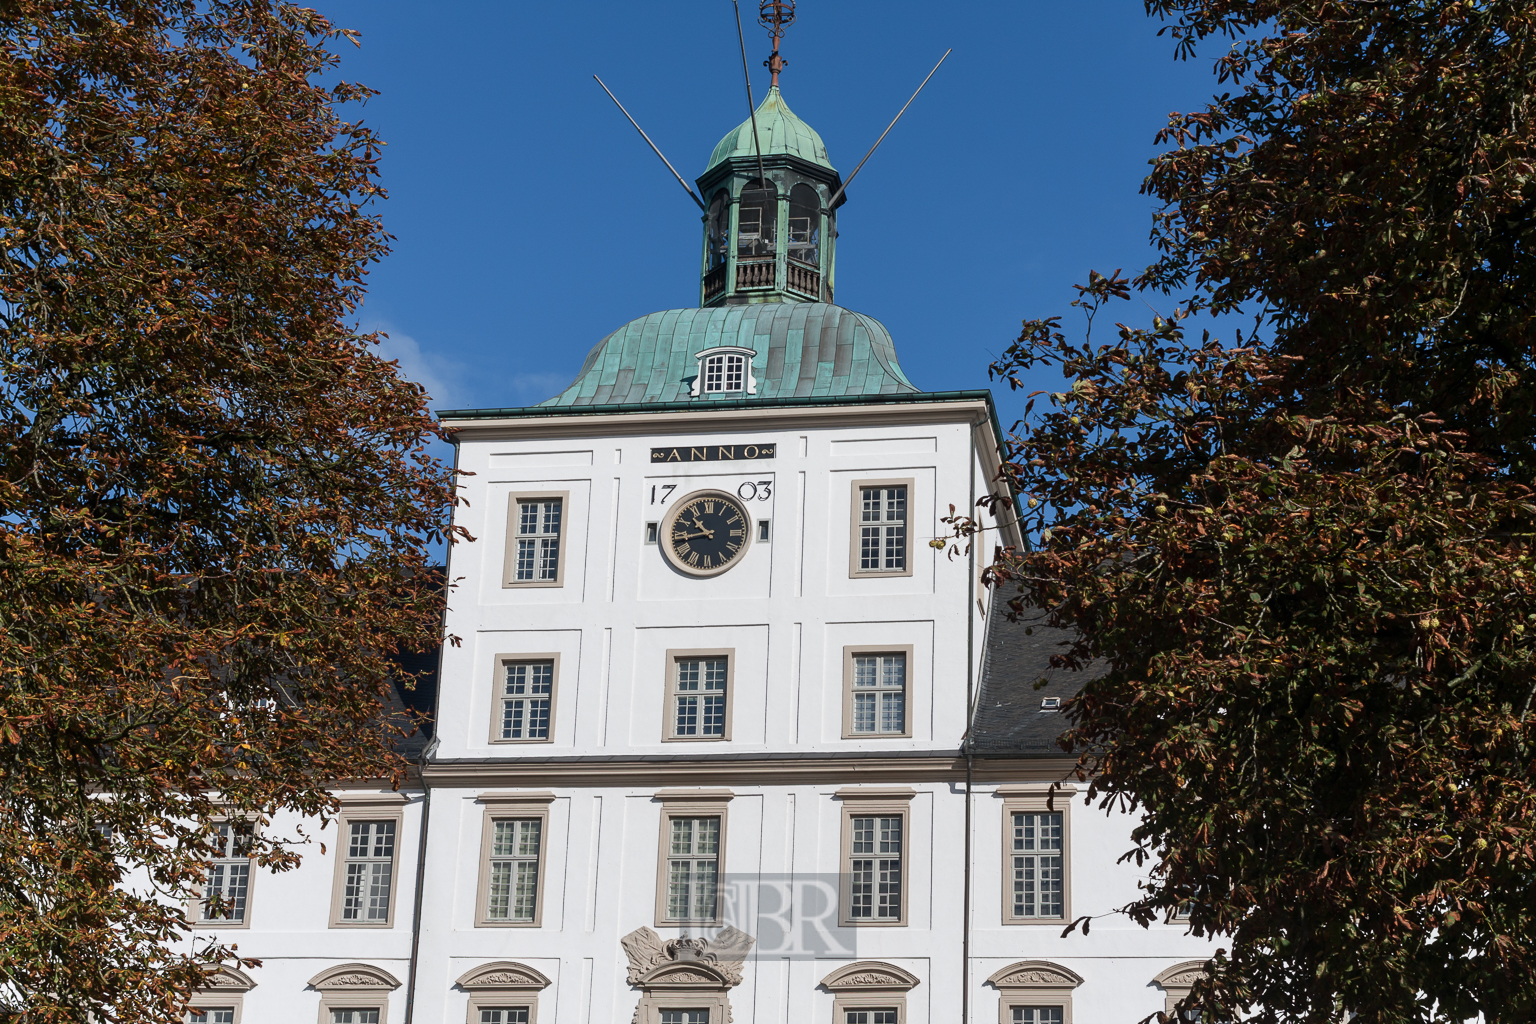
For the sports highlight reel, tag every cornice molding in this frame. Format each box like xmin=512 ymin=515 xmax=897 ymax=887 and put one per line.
xmin=307 ymin=964 xmax=402 ymax=992
xmin=421 ymin=754 xmax=1076 ymax=789
xmin=200 ymin=967 xmax=257 ymax=992
xmin=986 ymin=961 xmax=1084 ymax=990
xmin=443 ymin=399 xmax=992 ymax=443
xmin=819 ymin=961 xmax=921 ymax=992
xmin=1153 ymin=961 xmax=1211 ymax=990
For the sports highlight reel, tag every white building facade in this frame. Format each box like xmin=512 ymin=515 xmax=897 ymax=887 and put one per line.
xmin=178 ymin=80 xmax=1218 ymax=1024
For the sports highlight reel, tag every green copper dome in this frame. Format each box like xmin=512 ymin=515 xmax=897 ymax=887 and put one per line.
xmin=705 ymin=86 xmax=834 ymax=173
xmin=539 ymin=303 xmax=917 ymax=408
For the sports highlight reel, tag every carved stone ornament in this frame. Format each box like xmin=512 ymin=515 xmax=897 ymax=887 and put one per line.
xmin=819 ymin=961 xmax=922 ymax=993
xmin=986 ymin=962 xmax=1084 ymax=991
xmin=455 ymin=962 xmax=554 ymax=992
xmin=199 ymin=967 xmax=257 ymax=992
xmin=1153 ymin=961 xmax=1212 ymax=991
xmin=621 ymin=926 xmax=755 ymax=988
xmin=307 ymin=963 xmax=403 ymax=992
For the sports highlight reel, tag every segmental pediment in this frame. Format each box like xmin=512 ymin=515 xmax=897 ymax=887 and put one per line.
xmin=819 ymin=961 xmax=921 ymax=992
xmin=455 ymin=962 xmax=553 ymax=991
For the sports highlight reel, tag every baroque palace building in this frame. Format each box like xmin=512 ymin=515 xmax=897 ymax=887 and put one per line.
xmin=180 ymin=69 xmax=1218 ymax=1024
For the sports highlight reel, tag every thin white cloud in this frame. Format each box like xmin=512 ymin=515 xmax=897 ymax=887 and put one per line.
xmin=368 ymin=324 xmax=466 ymax=409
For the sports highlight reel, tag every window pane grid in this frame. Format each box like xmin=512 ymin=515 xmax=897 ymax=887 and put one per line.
xmin=851 ymin=653 xmax=906 ymax=734
xmin=480 ymin=1011 xmax=531 ymax=1024
xmin=849 ymin=815 xmax=902 ymax=920
xmin=487 ymin=818 xmax=541 ymax=922
xmin=188 ymin=1010 xmax=235 ymax=1024
xmin=1012 ymin=1008 xmax=1064 ymax=1024
xmin=501 ymin=661 xmax=553 ymax=740
xmin=341 ymin=820 xmax=395 ymax=922
xmin=859 ymin=487 xmax=907 ymax=571
xmin=666 ymin=816 xmax=720 ymax=921
xmin=514 ymin=499 xmax=562 ymax=582
xmin=331 ymin=1012 xmax=380 ymax=1024
xmin=673 ymin=658 xmax=727 ymax=737
xmin=703 ymin=353 xmax=746 ymax=393
xmin=845 ymin=1011 xmax=899 ymax=1024
xmin=661 ymin=1012 xmax=710 ymax=1024
xmin=1011 ymin=811 xmax=1064 ymax=918
xmin=201 ymin=822 xmax=252 ymax=922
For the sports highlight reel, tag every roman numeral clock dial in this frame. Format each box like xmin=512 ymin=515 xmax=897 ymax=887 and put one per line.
xmin=660 ymin=489 xmax=753 ymax=578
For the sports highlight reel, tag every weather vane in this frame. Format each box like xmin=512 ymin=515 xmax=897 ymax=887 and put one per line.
xmin=758 ymin=0 xmax=795 ymax=87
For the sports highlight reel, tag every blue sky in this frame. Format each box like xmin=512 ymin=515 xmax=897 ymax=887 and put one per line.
xmin=320 ymin=1 xmax=1221 ymax=433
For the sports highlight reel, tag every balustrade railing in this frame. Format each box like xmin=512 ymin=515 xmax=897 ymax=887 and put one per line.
xmin=786 ymin=260 xmax=820 ymax=299
xmin=736 ymin=260 xmax=774 ymax=289
xmin=702 ymin=264 xmax=727 ymax=303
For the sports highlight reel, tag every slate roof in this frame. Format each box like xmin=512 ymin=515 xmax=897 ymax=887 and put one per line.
xmin=705 ymin=86 xmax=834 ymax=173
xmin=972 ymin=604 xmax=1100 ymax=758
xmin=537 ymin=302 xmax=919 ymax=409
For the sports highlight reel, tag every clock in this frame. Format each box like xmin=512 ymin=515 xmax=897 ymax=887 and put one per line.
xmin=660 ymin=489 xmax=753 ymax=577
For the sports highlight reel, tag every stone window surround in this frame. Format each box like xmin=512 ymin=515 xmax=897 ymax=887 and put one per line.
xmin=848 ymin=478 xmax=916 ymax=579
xmin=985 ymin=961 xmax=1084 ymax=1024
xmin=454 ymin=961 xmax=552 ymax=1024
xmin=840 ymin=644 xmax=915 ymax=740
xmin=1153 ymin=961 xmax=1212 ymax=1018
xmin=502 ymin=491 xmax=570 ymax=589
xmin=188 ymin=814 xmax=258 ymax=930
xmin=184 ymin=966 xmax=256 ymax=1024
xmin=308 ymin=963 xmax=401 ymax=1024
xmin=662 ymin=649 xmax=736 ymax=743
xmin=487 ymin=653 xmax=561 ymax=746
xmin=653 ymin=788 xmax=734 ymax=929
xmin=473 ymin=792 xmax=556 ymax=928
xmin=819 ymin=960 xmax=921 ymax=1024
xmin=997 ymin=785 xmax=1075 ymax=926
xmin=835 ymin=787 xmax=915 ymax=927
xmin=327 ymin=793 xmax=408 ymax=929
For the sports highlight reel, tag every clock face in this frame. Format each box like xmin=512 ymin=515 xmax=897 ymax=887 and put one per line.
xmin=661 ymin=490 xmax=753 ymax=577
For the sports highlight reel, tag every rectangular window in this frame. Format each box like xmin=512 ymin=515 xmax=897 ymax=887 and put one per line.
xmin=1000 ymin=790 xmax=1073 ymax=925
xmin=503 ymin=491 xmax=569 ymax=588
xmin=702 ymin=353 xmax=745 ymax=393
xmin=850 ymin=479 xmax=914 ymax=577
xmin=199 ymin=821 xmax=252 ymax=923
xmin=330 ymin=1012 xmax=379 ymax=1024
xmin=660 ymin=1011 xmax=710 ymax=1024
xmin=479 ymin=1011 xmax=530 ymax=1024
xmin=1011 ymin=1009 xmax=1064 ymax=1024
xmin=187 ymin=1011 xmax=235 ymax=1024
xmin=499 ymin=660 xmax=553 ymax=741
xmin=1010 ymin=811 xmax=1064 ymax=919
xmin=845 ymin=1012 xmax=899 ymax=1024
xmin=848 ymin=815 xmax=903 ymax=921
xmin=664 ymin=650 xmax=733 ymax=741
xmin=486 ymin=818 xmax=542 ymax=923
xmin=843 ymin=648 xmax=911 ymax=737
xmin=475 ymin=794 xmax=553 ymax=928
xmin=665 ymin=816 xmax=720 ymax=922
xmin=341 ymin=820 xmax=395 ymax=923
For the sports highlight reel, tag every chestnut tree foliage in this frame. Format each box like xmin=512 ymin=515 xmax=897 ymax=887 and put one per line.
xmin=0 ymin=2 xmax=454 ymax=1021
xmin=984 ymin=2 xmax=1536 ymax=1021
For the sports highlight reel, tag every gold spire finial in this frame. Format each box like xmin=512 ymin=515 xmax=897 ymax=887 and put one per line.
xmin=757 ymin=0 xmax=795 ymax=88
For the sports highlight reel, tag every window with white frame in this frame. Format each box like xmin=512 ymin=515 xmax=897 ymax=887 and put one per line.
xmin=702 ymin=353 xmax=745 ymax=393
xmin=664 ymin=816 xmax=721 ymax=922
xmin=486 ymin=818 xmax=542 ymax=923
xmin=847 ymin=650 xmax=908 ymax=736
xmin=1012 ymin=1009 xmax=1064 ymax=1024
xmin=330 ymin=1011 xmax=380 ymax=1024
xmin=853 ymin=482 xmax=911 ymax=575
xmin=1010 ymin=811 xmax=1064 ymax=919
xmin=512 ymin=498 xmax=562 ymax=583
xmin=340 ymin=820 xmax=395 ymax=923
xmin=187 ymin=1011 xmax=235 ymax=1024
xmin=848 ymin=815 xmax=903 ymax=922
xmin=660 ymin=1013 xmax=710 ymax=1024
xmin=667 ymin=652 xmax=731 ymax=740
xmin=478 ymin=1011 xmax=530 ymax=1024
xmin=845 ymin=1012 xmax=898 ymax=1024
xmin=198 ymin=821 xmax=252 ymax=923
xmin=499 ymin=660 xmax=553 ymax=741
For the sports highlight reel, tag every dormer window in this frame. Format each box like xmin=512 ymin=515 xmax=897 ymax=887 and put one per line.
xmin=690 ymin=346 xmax=757 ymax=397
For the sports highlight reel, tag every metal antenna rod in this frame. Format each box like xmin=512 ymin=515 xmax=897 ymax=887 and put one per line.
xmin=592 ymin=75 xmax=705 ymax=211
xmin=732 ymin=0 xmax=769 ymax=188
xmin=826 ymin=48 xmax=952 ymax=210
